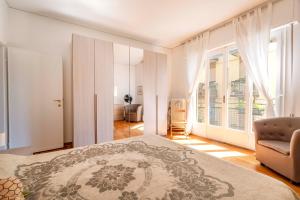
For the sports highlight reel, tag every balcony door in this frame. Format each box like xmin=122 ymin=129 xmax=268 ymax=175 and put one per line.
xmin=199 ymin=47 xmax=251 ymax=147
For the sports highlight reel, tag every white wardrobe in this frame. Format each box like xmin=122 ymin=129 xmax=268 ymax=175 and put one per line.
xmin=73 ymin=35 xmax=114 ymax=147
xmin=73 ymin=34 xmax=168 ymax=147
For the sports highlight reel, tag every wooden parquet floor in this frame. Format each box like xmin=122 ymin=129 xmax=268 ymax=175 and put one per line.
xmin=166 ymin=133 xmax=300 ymax=195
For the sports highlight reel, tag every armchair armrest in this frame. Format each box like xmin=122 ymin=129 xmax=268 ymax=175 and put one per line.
xmin=290 ymin=129 xmax=300 ymax=157
xmin=291 ymin=129 xmax=300 ymax=182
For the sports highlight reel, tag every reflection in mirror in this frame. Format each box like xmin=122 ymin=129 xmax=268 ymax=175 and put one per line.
xmin=113 ymin=44 xmax=144 ymax=140
xmin=129 ymin=47 xmax=144 ymax=137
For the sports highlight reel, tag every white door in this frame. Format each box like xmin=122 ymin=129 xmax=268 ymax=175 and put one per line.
xmin=8 ymin=47 xmax=63 ymax=152
xmin=201 ymin=47 xmax=250 ymax=148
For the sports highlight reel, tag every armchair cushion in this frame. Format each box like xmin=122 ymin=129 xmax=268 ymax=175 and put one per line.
xmin=258 ymin=140 xmax=290 ymax=155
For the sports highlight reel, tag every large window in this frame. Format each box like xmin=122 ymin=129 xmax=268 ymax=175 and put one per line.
xmin=227 ymin=49 xmax=246 ymax=130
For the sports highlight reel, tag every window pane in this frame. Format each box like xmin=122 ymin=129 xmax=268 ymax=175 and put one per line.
xmin=197 ymin=82 xmax=205 ymax=123
xmin=252 ymin=85 xmax=267 ymax=121
xmin=209 ymin=55 xmax=223 ymax=126
xmin=227 ymin=50 xmax=246 ymax=130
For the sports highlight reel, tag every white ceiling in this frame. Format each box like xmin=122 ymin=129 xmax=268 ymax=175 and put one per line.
xmin=6 ymin=0 xmax=267 ymax=48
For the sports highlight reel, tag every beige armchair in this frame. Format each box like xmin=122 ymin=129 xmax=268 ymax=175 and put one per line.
xmin=253 ymin=117 xmax=300 ymax=183
xmin=124 ymin=104 xmax=143 ymax=122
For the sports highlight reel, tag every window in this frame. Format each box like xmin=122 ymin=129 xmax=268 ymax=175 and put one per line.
xmin=197 ymin=83 xmax=205 ymax=123
xmin=196 ymin=63 xmax=206 ymax=123
xmin=252 ymin=84 xmax=267 ymax=121
xmin=227 ymin=49 xmax=246 ymax=130
xmin=208 ymin=55 xmax=223 ymax=126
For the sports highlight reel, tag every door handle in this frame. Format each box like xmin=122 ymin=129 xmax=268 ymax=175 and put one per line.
xmin=94 ymin=94 xmax=97 ymax=143
xmin=53 ymin=99 xmax=62 ymax=107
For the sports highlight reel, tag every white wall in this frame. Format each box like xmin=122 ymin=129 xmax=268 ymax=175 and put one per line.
xmin=0 ymin=0 xmax=8 ymax=44
xmin=293 ymin=23 xmax=300 ymax=116
xmin=114 ymin=63 xmax=131 ymax=104
xmin=170 ymin=45 xmax=188 ymax=98
xmin=7 ymin=8 xmax=169 ymax=143
xmin=114 ymin=63 xmax=144 ymax=105
xmin=0 ymin=0 xmax=8 ymax=148
xmin=135 ymin=62 xmax=144 ymax=104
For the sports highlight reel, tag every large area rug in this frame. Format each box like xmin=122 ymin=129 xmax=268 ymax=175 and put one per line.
xmin=0 ymin=135 xmax=299 ymax=200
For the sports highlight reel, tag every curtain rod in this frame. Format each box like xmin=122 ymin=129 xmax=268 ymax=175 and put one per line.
xmin=177 ymin=0 xmax=282 ymax=47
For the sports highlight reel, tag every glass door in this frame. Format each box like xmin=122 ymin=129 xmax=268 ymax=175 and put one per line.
xmin=208 ymin=54 xmax=225 ymax=127
xmin=204 ymin=47 xmax=249 ymax=147
xmin=227 ymin=49 xmax=247 ymax=131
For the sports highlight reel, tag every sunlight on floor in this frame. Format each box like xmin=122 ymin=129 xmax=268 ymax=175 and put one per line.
xmin=170 ymin=135 xmax=248 ymax=158
xmin=130 ymin=124 xmax=144 ymax=131
xmin=171 ymin=135 xmax=190 ymax=140
xmin=173 ymin=139 xmax=207 ymax=145
xmin=187 ymin=144 xmax=227 ymax=151
xmin=206 ymin=151 xmax=247 ymax=158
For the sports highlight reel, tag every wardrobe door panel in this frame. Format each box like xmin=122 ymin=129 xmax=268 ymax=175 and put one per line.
xmin=143 ymin=51 xmax=157 ymax=135
xmin=156 ymin=53 xmax=168 ymax=135
xmin=0 ymin=46 xmax=6 ymax=149
xmin=95 ymin=39 xmax=114 ymax=143
xmin=73 ymin=34 xmax=95 ymax=147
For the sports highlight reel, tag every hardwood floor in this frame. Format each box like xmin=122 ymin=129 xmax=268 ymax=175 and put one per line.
xmin=166 ymin=133 xmax=300 ymax=195
xmin=114 ymin=120 xmax=144 ymax=140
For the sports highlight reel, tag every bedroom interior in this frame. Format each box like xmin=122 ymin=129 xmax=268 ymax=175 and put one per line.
xmin=0 ymin=0 xmax=300 ymax=199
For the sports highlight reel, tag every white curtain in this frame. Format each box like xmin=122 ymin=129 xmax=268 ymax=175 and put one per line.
xmin=281 ymin=24 xmax=296 ymax=117
xmin=185 ymin=32 xmax=209 ymax=133
xmin=233 ymin=3 xmax=276 ymax=117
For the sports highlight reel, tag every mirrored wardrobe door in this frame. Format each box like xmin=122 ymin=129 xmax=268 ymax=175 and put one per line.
xmin=113 ymin=44 xmax=130 ymax=139
xmin=128 ymin=47 xmax=144 ymax=137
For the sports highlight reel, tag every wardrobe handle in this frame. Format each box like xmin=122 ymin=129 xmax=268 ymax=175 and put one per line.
xmin=156 ymin=95 xmax=158 ymax=135
xmin=94 ymin=94 xmax=97 ymax=144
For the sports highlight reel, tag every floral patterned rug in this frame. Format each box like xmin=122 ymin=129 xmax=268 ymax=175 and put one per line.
xmin=3 ymin=135 xmax=299 ymax=200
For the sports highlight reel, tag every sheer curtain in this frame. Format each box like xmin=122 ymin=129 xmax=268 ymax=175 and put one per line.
xmin=281 ymin=24 xmax=296 ymax=117
xmin=185 ymin=32 xmax=209 ymax=133
xmin=233 ymin=3 xmax=276 ymax=117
